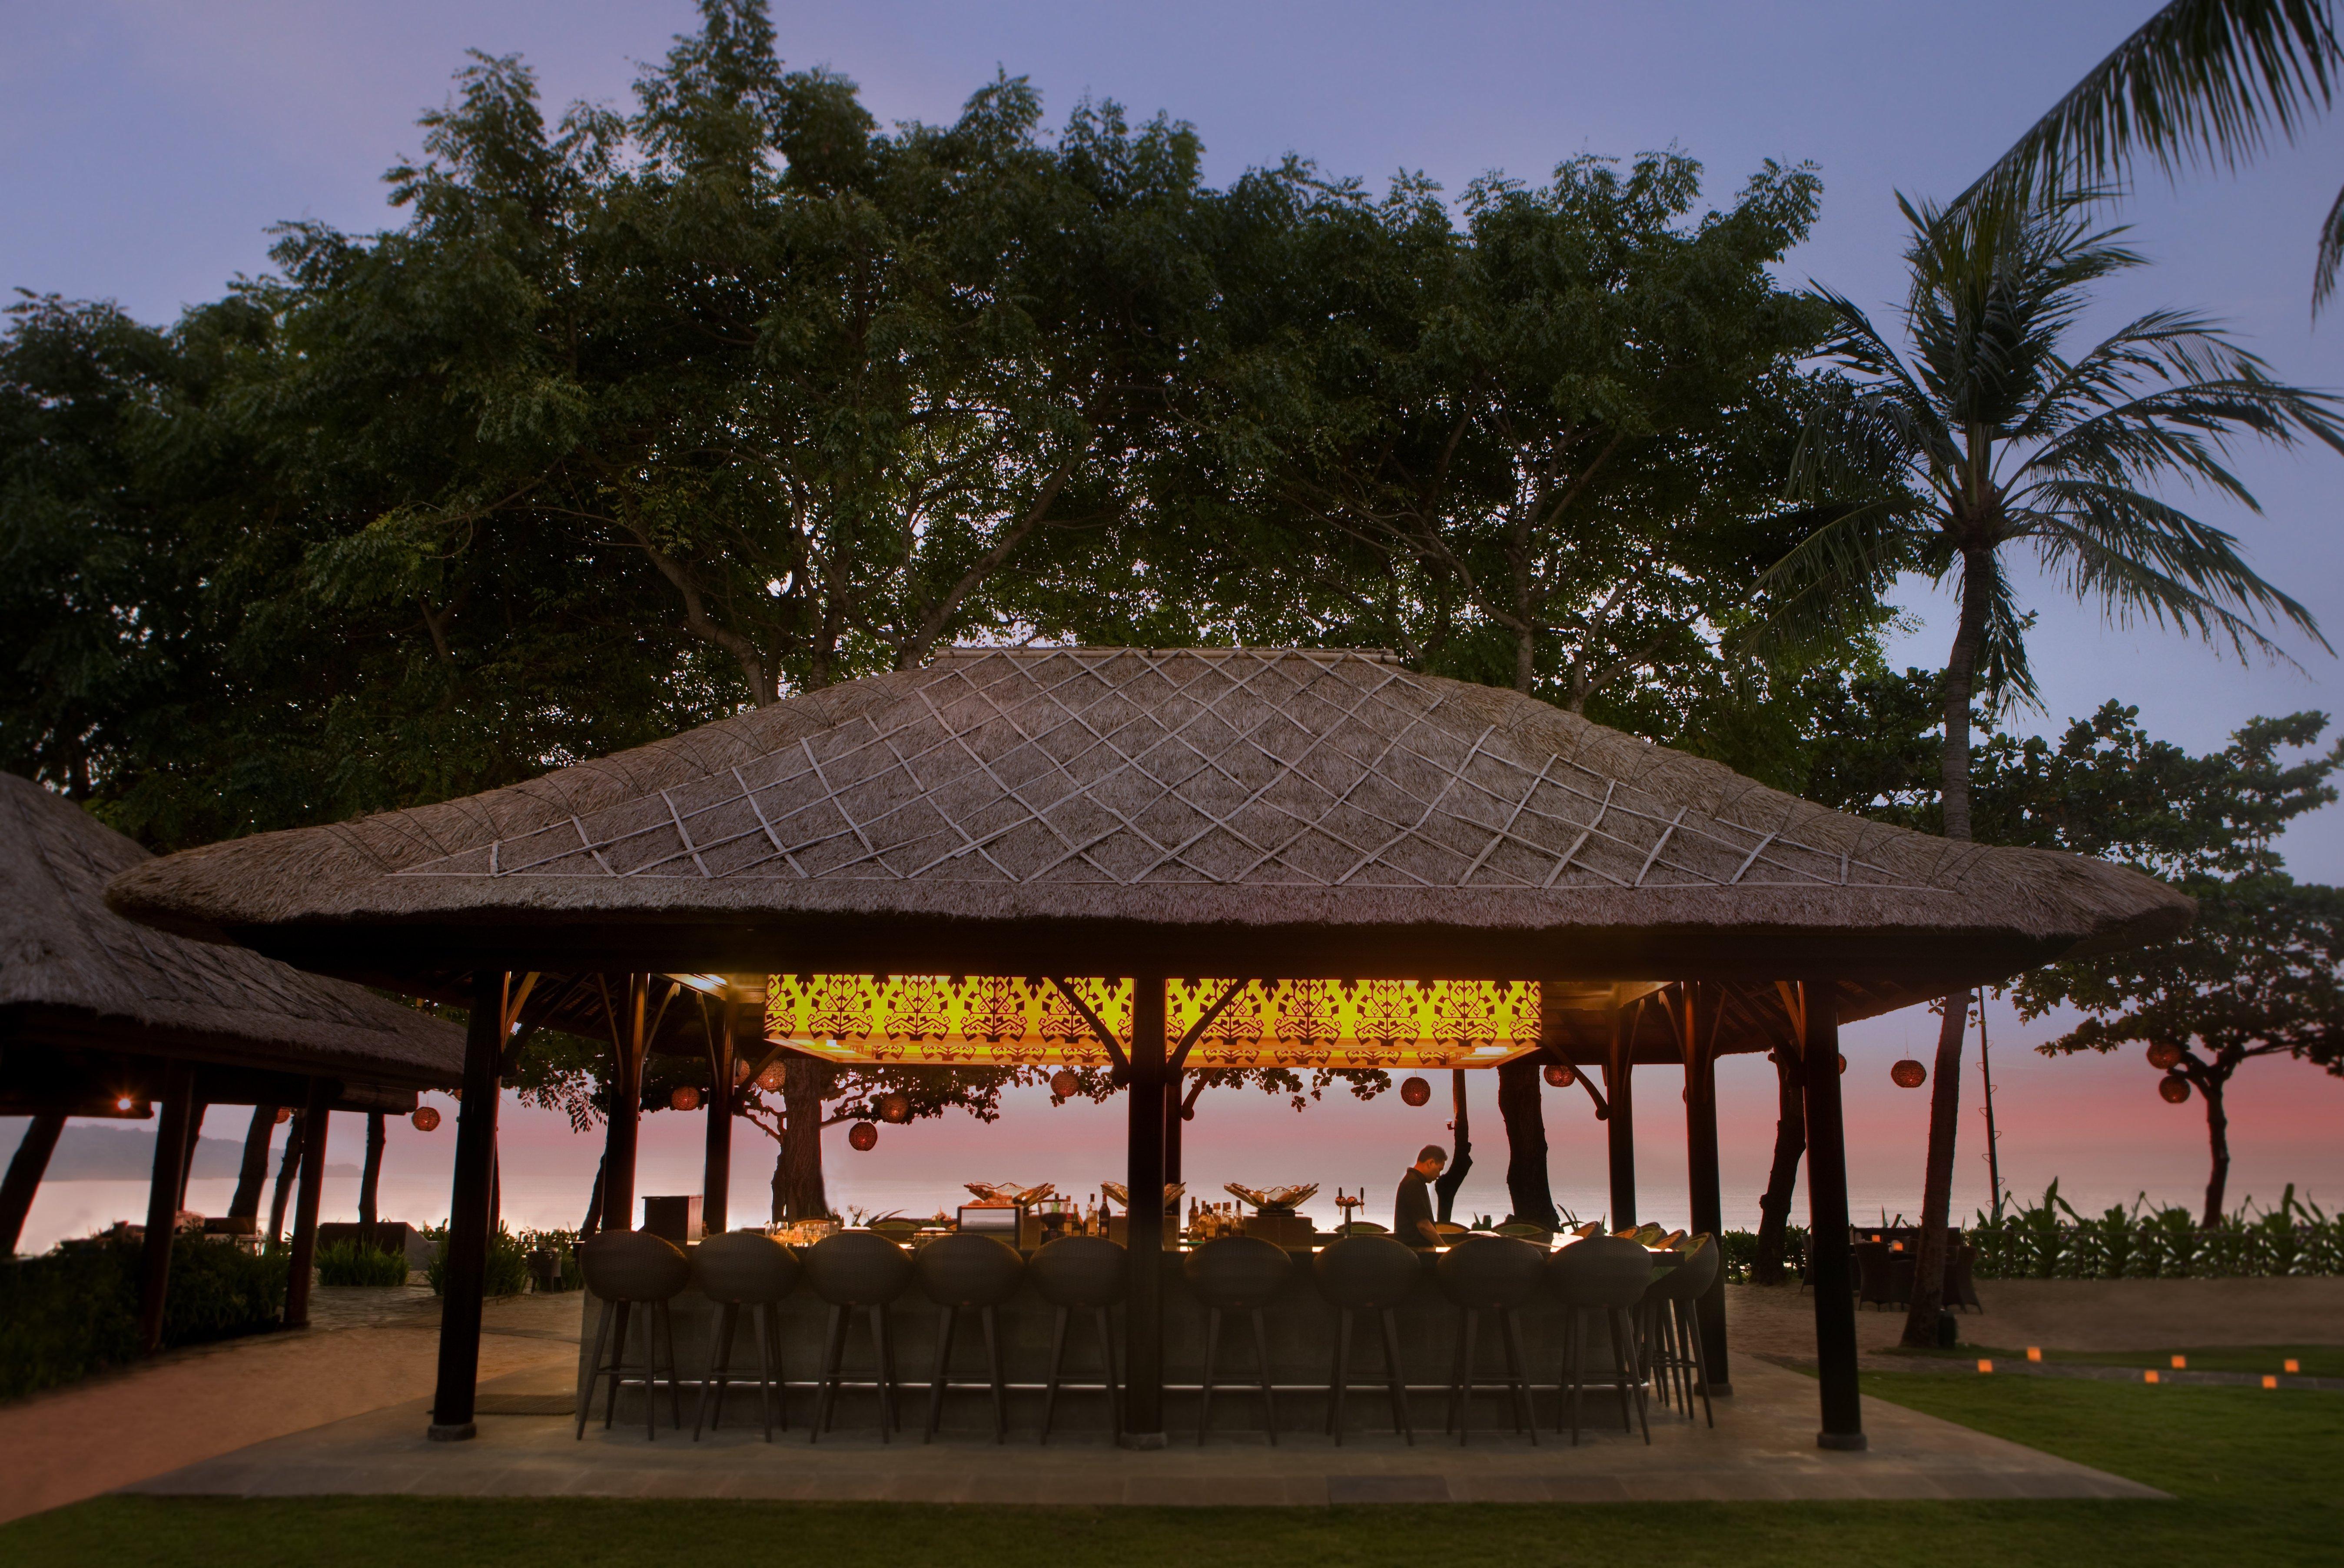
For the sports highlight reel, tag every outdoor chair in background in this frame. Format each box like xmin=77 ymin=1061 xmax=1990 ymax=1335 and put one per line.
xmin=913 ymin=1232 xmax=1026 ymax=1443
xmin=690 ymin=1231 xmax=802 ymax=1441
xmin=1436 ymin=1235 xmax=1544 ymax=1446
xmin=1642 ymin=1236 xmax=1719 ymax=1428
xmin=1312 ymin=1234 xmax=1423 ymax=1446
xmin=1030 ymin=1234 xmax=1125 ymax=1444
xmin=803 ymin=1229 xmax=914 ymax=1443
xmin=1185 ymin=1235 xmax=1293 ymax=1444
xmin=1546 ymin=1235 xmax=1651 ymax=1446
xmin=1853 ymin=1241 xmax=1912 ymax=1309
xmin=577 ymin=1229 xmax=691 ymax=1441
xmin=1943 ymin=1242 xmax=1982 ymax=1311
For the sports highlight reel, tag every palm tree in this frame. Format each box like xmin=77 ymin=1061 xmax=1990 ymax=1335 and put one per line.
xmin=1963 ymin=0 xmax=2344 ymax=309
xmin=1756 ymin=192 xmax=2343 ymax=1347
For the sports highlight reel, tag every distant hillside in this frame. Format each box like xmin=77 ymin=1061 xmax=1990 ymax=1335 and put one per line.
xmin=0 ymin=1118 xmax=360 ymax=1180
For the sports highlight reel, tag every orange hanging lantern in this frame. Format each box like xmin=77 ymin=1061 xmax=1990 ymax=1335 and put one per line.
xmin=411 ymin=1106 xmax=442 ymax=1133
xmin=1543 ymin=1063 xmax=1575 ymax=1088
xmin=1890 ymin=1060 xmax=1927 ymax=1089
xmin=275 ymin=1107 xmax=292 ymax=1124
xmin=847 ymin=1122 xmax=879 ymax=1151
xmin=1399 ymin=1076 xmax=1431 ymax=1107
xmin=735 ymin=1058 xmax=755 ymax=1083
xmin=877 ymin=1091 xmax=913 ymax=1124
xmin=2158 ymin=1076 xmax=2193 ymax=1104
xmin=2146 ymin=1041 xmax=2184 ymax=1070
xmin=756 ymin=1065 xmax=785 ymax=1093
xmin=670 ymin=1086 xmax=701 ymax=1112
xmin=1838 ymin=1055 xmax=1848 ymax=1074
xmin=1049 ymin=1068 xmax=1079 ymax=1100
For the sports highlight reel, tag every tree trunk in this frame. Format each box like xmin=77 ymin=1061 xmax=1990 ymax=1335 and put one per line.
xmin=2200 ymin=1073 xmax=2232 ymax=1227
xmin=581 ymin=1154 xmax=607 ymax=1238
xmin=358 ymin=1112 xmax=386 ymax=1246
xmin=778 ymin=1056 xmax=832 ymax=1221
xmin=0 ymin=1113 xmax=65 ymax=1255
xmin=1495 ymin=1057 xmax=1557 ymax=1228
xmin=175 ymin=1101 xmax=206 ymax=1209
xmin=266 ymin=1111 xmax=304 ymax=1248
xmin=1753 ymin=1051 xmax=1806 ymax=1284
xmin=229 ymin=1107 xmax=276 ymax=1220
xmin=1434 ymin=1068 xmax=1472 ymax=1222
xmin=1513 ymin=625 xmax=1537 ymax=694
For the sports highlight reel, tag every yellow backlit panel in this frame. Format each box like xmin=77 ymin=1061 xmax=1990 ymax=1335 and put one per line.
xmin=763 ymin=976 xmax=1543 ymax=1070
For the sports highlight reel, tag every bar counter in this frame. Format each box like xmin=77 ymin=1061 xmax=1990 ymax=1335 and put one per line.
xmin=576 ymin=1236 xmax=1646 ymax=1438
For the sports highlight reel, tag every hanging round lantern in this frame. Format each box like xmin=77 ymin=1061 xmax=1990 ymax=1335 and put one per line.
xmin=877 ymin=1091 xmax=913 ymax=1124
xmin=670 ymin=1086 xmax=701 ymax=1112
xmin=1049 ymin=1068 xmax=1080 ymax=1100
xmin=1399 ymin=1076 xmax=1432 ymax=1107
xmin=756 ymin=1065 xmax=786 ymax=1093
xmin=1890 ymin=1059 xmax=1928 ymax=1089
xmin=1838 ymin=1054 xmax=1848 ymax=1074
xmin=847 ymin=1121 xmax=879 ymax=1151
xmin=411 ymin=1106 xmax=442 ymax=1133
xmin=274 ymin=1107 xmax=292 ymax=1124
xmin=2146 ymin=1041 xmax=2184 ymax=1071
xmin=735 ymin=1058 xmax=755 ymax=1083
xmin=1543 ymin=1063 xmax=1576 ymax=1089
xmin=2158 ymin=1076 xmax=2193 ymax=1105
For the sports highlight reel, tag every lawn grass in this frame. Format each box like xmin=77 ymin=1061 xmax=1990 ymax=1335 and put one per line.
xmin=6 ymin=1377 xmax=2336 ymax=1567
xmin=1880 ymin=1342 xmax=2343 ymax=1378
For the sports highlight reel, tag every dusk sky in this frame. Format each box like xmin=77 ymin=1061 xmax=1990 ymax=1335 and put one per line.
xmin=4 ymin=2 xmax=2340 ymax=1246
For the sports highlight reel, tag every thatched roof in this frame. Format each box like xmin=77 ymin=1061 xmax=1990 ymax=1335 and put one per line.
xmin=106 ymin=648 xmax=2189 ymax=1013
xmin=2 ymin=774 xmax=464 ymax=1095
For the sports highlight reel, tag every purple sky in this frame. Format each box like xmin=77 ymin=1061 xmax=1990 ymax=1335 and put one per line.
xmin=4 ymin=3 xmax=2340 ymax=1240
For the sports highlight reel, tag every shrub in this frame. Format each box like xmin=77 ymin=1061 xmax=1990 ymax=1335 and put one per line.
xmin=1968 ymin=1182 xmax=2343 ymax=1279
xmin=0 ymin=1234 xmax=287 ymax=1402
xmin=516 ymin=1228 xmax=584 ymax=1291
xmin=422 ymin=1224 xmax=531 ymax=1298
xmin=315 ymin=1241 xmax=411 ymax=1287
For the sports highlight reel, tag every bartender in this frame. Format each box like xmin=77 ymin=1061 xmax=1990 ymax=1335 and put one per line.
xmin=1394 ymin=1144 xmax=1446 ymax=1246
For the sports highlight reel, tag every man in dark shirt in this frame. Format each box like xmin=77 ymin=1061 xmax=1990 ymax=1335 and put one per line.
xmin=1394 ymin=1144 xmax=1447 ymax=1246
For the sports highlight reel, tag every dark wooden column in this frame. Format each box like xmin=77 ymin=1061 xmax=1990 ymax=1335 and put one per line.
xmin=1800 ymin=982 xmax=1865 ymax=1450
xmin=430 ymin=970 xmax=506 ymax=1442
xmin=1 ymin=1111 xmax=66 ymax=1255
xmin=283 ymin=1077 xmax=334 ymax=1329
xmin=602 ymin=974 xmax=646 ymax=1233
xmin=702 ymin=997 xmax=736 ymax=1235
xmin=139 ymin=1064 xmax=199 ymax=1353
xmin=1123 ymin=972 xmax=1169 ymax=1448
xmin=1162 ymin=1067 xmax=1184 ymax=1187
xmin=1604 ymin=1010 xmax=1637 ymax=1230
xmin=1681 ymin=986 xmax=1730 ymax=1394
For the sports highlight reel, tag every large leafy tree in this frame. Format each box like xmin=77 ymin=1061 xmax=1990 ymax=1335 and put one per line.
xmin=1758 ymin=189 xmax=2342 ymax=1344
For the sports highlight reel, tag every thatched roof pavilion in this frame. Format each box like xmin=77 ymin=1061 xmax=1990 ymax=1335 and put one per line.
xmin=1 ymin=773 xmax=466 ymax=1343
xmin=104 ymin=648 xmax=2188 ymax=1448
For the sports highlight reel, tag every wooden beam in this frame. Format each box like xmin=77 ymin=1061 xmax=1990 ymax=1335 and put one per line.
xmin=430 ymin=970 xmax=505 ymax=1442
xmin=139 ymin=1064 xmax=198 ymax=1354
xmin=703 ymin=997 xmax=736 ymax=1235
xmin=602 ymin=974 xmax=646 ymax=1232
xmin=1122 ymin=973 xmax=1168 ymax=1448
xmin=1800 ymin=982 xmax=1865 ymax=1450
xmin=0 ymin=1112 xmax=65 ymax=1255
xmin=282 ymin=1077 xmax=334 ymax=1329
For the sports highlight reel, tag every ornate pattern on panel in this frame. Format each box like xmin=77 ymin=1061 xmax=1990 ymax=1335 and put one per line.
xmin=881 ymin=975 xmax=953 ymax=1041
xmin=962 ymin=975 xmax=1027 ymax=1042
xmin=804 ymin=974 xmax=873 ymax=1040
xmin=1352 ymin=980 xmax=1418 ymax=1048
xmin=1430 ymin=980 xmax=1503 ymax=1046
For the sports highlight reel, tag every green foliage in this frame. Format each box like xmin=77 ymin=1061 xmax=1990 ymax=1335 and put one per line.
xmin=314 ymin=1241 xmax=412 ymax=1287
xmin=0 ymin=1235 xmax=288 ymax=1400
xmin=421 ymin=1224 xmax=532 ymax=1298
xmin=1967 ymin=1180 xmax=2344 ymax=1278
xmin=1717 ymin=1226 xmax=1809 ymax=1283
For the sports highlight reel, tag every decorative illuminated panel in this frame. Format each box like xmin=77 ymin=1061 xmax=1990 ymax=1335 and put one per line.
xmin=763 ymin=975 xmax=1543 ymax=1070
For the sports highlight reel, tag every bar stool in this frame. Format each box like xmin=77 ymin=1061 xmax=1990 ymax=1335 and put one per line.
xmin=1643 ymin=1236 xmax=1718 ymax=1428
xmin=1547 ymin=1234 xmax=1652 ymax=1445
xmin=1435 ymin=1236 xmax=1542 ymax=1445
xmin=803 ymin=1230 xmax=913 ymax=1443
xmin=577 ymin=1230 xmax=691 ymax=1440
xmin=914 ymin=1232 xmax=1026 ymax=1442
xmin=691 ymin=1231 xmax=803 ymax=1441
xmin=1030 ymin=1235 xmax=1124 ymax=1443
xmin=1312 ymin=1234 xmax=1423 ymax=1445
xmin=1185 ymin=1235 xmax=1293 ymax=1444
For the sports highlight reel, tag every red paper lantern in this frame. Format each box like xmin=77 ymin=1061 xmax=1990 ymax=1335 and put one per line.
xmin=670 ymin=1086 xmax=701 ymax=1112
xmin=1399 ymin=1076 xmax=1431 ymax=1107
xmin=1838 ymin=1054 xmax=1848 ymax=1074
xmin=848 ymin=1121 xmax=879 ymax=1151
xmin=2146 ymin=1041 xmax=2184 ymax=1070
xmin=1891 ymin=1060 xmax=1927 ymax=1089
xmin=756 ymin=1065 xmax=786 ymax=1093
xmin=877 ymin=1091 xmax=913 ymax=1124
xmin=1543 ymin=1063 xmax=1576 ymax=1089
xmin=274 ymin=1107 xmax=292 ymax=1124
xmin=2158 ymin=1076 xmax=2193 ymax=1105
xmin=411 ymin=1106 xmax=442 ymax=1133
xmin=1049 ymin=1069 xmax=1079 ymax=1100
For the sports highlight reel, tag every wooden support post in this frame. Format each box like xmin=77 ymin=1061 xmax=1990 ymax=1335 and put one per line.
xmin=430 ymin=970 xmax=506 ymax=1442
xmin=1681 ymin=985 xmax=1730 ymax=1394
xmin=1801 ymin=982 xmax=1865 ymax=1450
xmin=1123 ymin=972 xmax=1168 ymax=1448
xmin=0 ymin=1111 xmax=66 ymax=1255
xmin=283 ymin=1078 xmax=333 ymax=1329
xmin=139 ymin=1065 xmax=198 ymax=1354
xmin=703 ymin=997 xmax=736 ymax=1236
xmin=602 ymin=974 xmax=645 ymax=1233
xmin=1162 ymin=1067 xmax=1184 ymax=1187
xmin=1604 ymin=1010 xmax=1637 ymax=1230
